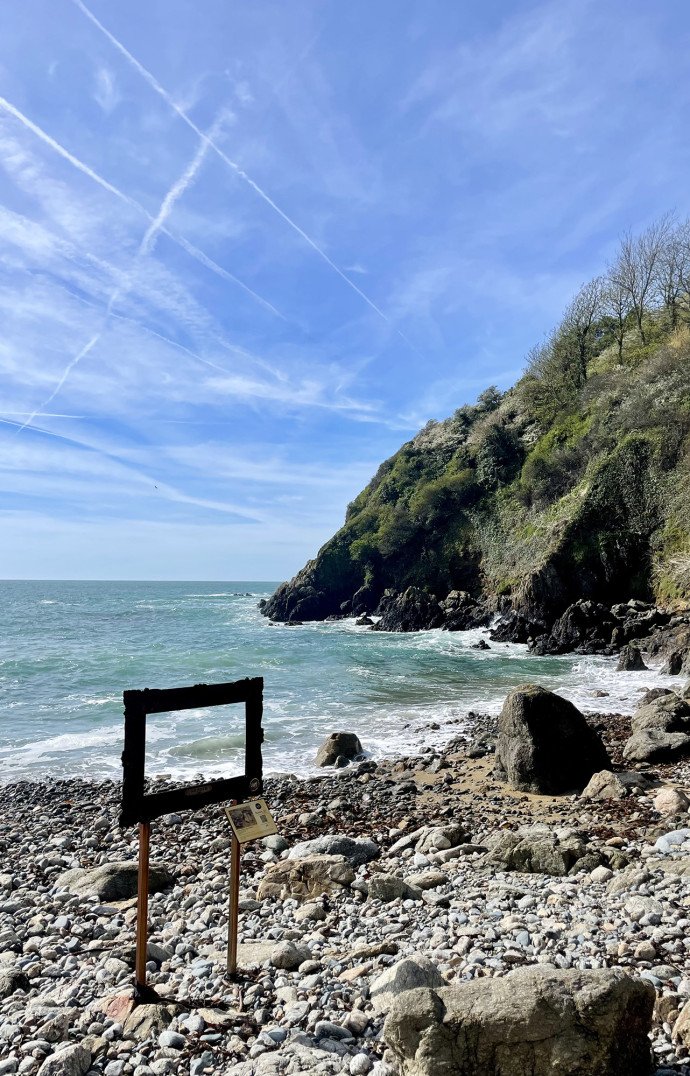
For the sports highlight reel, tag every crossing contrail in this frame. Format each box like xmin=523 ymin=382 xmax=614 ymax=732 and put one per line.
xmin=17 ymin=114 xmax=230 ymax=433
xmin=72 ymin=0 xmax=400 ymax=331
xmin=0 ymin=95 xmax=284 ymax=320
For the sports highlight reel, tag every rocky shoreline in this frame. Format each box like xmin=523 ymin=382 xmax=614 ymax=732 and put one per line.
xmin=4 ymin=679 xmax=690 ymax=1075
xmin=261 ymin=585 xmax=690 ymax=666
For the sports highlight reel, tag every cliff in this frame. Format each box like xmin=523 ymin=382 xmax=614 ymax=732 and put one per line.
xmin=262 ymin=225 xmax=690 ymax=641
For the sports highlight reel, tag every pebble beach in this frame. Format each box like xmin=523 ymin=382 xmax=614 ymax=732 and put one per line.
xmin=3 ymin=698 xmax=690 ymax=1076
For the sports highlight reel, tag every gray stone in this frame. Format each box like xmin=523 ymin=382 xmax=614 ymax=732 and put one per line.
xmin=56 ymin=863 xmax=173 ymax=901
xmin=257 ymin=855 xmax=355 ymax=903
xmin=383 ymin=966 xmax=654 ymax=1076
xmin=367 ymin=874 xmax=422 ymax=903
xmin=484 ymin=824 xmax=596 ymax=876
xmin=37 ymin=1045 xmax=92 ymax=1076
xmin=270 ymin=941 xmax=312 ymax=970
xmin=146 ymin=942 xmax=173 ymax=964
xmin=494 ymin=685 xmax=610 ymax=794
xmin=623 ymin=729 xmax=690 ymax=763
xmin=631 ymin=694 xmax=690 ymax=734
xmin=262 ymin=835 xmax=289 ymax=853
xmin=0 ymin=966 xmax=30 ymax=998
xmin=370 ymin=955 xmax=445 ymax=1014
xmin=189 ymin=1053 xmax=215 ymax=1076
xmin=287 ymin=836 xmax=379 ymax=867
xmin=580 ymin=769 xmax=657 ymax=800
xmin=158 ymin=1030 xmax=185 ymax=1049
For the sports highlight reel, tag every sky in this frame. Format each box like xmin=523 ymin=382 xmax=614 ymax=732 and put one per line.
xmin=1 ymin=0 xmax=689 ymax=580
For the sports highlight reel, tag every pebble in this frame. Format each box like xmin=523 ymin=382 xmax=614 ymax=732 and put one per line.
xmin=3 ymin=739 xmax=690 ymax=1076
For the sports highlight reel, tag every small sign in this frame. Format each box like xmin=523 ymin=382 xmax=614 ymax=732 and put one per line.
xmin=225 ymin=798 xmax=277 ymax=843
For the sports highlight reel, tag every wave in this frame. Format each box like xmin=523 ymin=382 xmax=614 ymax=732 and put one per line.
xmin=168 ymin=734 xmax=248 ymax=760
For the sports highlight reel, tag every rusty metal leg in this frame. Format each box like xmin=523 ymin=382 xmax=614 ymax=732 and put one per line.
xmin=227 ymin=833 xmax=241 ymax=977
xmin=135 ymin=821 xmax=151 ymax=991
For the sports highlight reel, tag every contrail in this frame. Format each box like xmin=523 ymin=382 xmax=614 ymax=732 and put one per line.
xmin=17 ymin=333 xmax=101 ymax=432
xmin=17 ymin=115 xmax=226 ymax=433
xmin=138 ymin=112 xmax=224 ymax=258
xmin=72 ymin=0 xmax=400 ymax=331
xmin=0 ymin=95 xmax=284 ymax=319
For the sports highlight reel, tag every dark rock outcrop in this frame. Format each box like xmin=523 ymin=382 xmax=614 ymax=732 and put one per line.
xmin=617 ymin=644 xmax=648 ymax=671
xmin=372 ymin=587 xmax=445 ymax=632
xmin=494 ymin=685 xmax=611 ymax=794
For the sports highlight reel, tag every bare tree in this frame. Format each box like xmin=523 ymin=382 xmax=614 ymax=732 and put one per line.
xmin=602 ymin=275 xmax=633 ymax=362
xmin=561 ymin=276 xmax=604 ymax=384
xmin=654 ymin=217 xmax=690 ymax=328
xmin=613 ymin=216 xmax=673 ymax=344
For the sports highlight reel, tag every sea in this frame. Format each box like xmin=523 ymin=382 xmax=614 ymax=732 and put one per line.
xmin=0 ymin=580 xmax=677 ymax=786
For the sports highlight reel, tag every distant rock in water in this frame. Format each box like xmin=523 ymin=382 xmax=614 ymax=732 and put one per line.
xmin=315 ymin=731 xmax=363 ymax=767
xmin=494 ymin=684 xmax=611 ymax=794
xmin=617 ymin=644 xmax=647 ymax=671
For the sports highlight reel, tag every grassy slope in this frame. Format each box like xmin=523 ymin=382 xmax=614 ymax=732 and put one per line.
xmin=265 ymin=321 xmax=690 ymax=623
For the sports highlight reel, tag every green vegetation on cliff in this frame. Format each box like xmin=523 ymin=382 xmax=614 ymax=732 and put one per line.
xmin=265 ymin=218 xmax=690 ymax=624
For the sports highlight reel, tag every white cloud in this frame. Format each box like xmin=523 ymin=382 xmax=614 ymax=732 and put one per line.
xmin=93 ymin=67 xmax=120 ymax=113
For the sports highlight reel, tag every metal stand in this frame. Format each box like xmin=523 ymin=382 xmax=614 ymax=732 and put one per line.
xmin=135 ymin=821 xmax=151 ymax=993
xmin=226 ymin=833 xmax=241 ymax=976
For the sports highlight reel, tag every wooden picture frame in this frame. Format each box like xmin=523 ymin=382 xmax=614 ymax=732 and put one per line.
xmin=120 ymin=676 xmax=264 ymax=826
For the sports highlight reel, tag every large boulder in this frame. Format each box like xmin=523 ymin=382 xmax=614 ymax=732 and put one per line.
xmin=623 ymin=729 xmax=690 ymax=763
xmin=370 ymin=955 xmax=445 ymax=1014
xmin=630 ymin=693 xmax=690 ymax=733
xmin=383 ymin=966 xmax=654 ymax=1076
xmin=315 ymin=732 xmax=362 ymax=767
xmin=56 ymin=862 xmax=173 ymax=901
xmin=494 ymin=685 xmax=610 ymax=794
xmin=287 ymin=835 xmax=379 ymax=866
xmin=484 ymin=824 xmax=598 ymax=876
xmin=257 ymin=855 xmax=354 ymax=902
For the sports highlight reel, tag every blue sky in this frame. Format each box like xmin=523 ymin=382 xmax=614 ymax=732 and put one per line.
xmin=1 ymin=0 xmax=689 ymax=579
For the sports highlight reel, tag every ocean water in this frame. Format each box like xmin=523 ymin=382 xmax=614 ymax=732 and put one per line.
xmin=0 ymin=580 xmax=678 ymax=785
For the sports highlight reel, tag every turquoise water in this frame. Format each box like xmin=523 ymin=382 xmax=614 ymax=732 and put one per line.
xmin=0 ymin=580 xmax=675 ymax=783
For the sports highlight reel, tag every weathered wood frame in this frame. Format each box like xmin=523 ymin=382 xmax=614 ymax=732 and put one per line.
xmin=120 ymin=677 xmax=264 ymax=827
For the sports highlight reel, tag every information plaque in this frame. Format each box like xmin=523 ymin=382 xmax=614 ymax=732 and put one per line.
xmin=225 ymin=798 xmax=277 ymax=843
